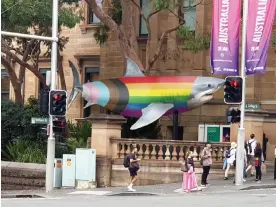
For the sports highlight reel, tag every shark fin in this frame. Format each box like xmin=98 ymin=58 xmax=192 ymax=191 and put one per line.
xmin=67 ymin=60 xmax=82 ymax=109
xmin=130 ymin=103 xmax=174 ymax=130
xmin=123 ymin=56 xmax=145 ymax=77
xmin=84 ymin=101 xmax=95 ymax=109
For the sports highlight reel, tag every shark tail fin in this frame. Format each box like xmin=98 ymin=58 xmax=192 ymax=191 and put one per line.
xmin=67 ymin=60 xmax=83 ymax=109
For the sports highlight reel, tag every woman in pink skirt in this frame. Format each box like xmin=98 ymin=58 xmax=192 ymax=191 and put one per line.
xmin=182 ymin=148 xmax=199 ymax=192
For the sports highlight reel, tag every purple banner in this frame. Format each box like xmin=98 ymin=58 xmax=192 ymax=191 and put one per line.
xmin=210 ymin=0 xmax=241 ymax=75
xmin=245 ymin=0 xmax=276 ymax=75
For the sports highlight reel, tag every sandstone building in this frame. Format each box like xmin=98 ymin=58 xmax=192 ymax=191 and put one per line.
xmin=2 ymin=1 xmax=276 ymax=142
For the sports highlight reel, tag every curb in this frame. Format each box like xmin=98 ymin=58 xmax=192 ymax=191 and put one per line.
xmin=240 ymin=185 xmax=276 ymax=191
xmin=1 ymin=194 xmax=44 ymax=199
xmin=106 ymin=192 xmax=166 ymax=196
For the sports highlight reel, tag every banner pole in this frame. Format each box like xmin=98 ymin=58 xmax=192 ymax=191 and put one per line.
xmin=235 ymin=0 xmax=248 ymax=186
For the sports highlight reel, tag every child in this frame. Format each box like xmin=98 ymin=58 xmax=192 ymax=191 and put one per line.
xmin=182 ymin=150 xmax=199 ymax=192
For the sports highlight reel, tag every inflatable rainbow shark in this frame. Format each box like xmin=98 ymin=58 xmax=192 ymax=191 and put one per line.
xmin=67 ymin=57 xmax=225 ymax=130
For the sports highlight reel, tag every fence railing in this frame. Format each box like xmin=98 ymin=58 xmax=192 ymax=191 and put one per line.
xmin=110 ymin=138 xmax=231 ymax=162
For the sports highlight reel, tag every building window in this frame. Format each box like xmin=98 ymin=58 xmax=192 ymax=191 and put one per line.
xmin=183 ymin=0 xmax=196 ymax=31
xmin=39 ymin=68 xmax=50 ymax=94
xmin=88 ymin=0 xmax=102 ymax=24
xmin=139 ymin=0 xmax=150 ymax=35
xmin=1 ymin=69 xmax=10 ymax=100
xmin=83 ymin=67 xmax=100 ymax=118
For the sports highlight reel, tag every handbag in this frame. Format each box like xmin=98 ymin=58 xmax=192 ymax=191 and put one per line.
xmin=200 ymin=158 xmax=203 ymax=165
xmin=254 ymin=157 xmax=260 ymax=166
xmin=181 ymin=163 xmax=189 ymax=172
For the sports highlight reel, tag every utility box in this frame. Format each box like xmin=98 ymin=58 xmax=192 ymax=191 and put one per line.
xmin=62 ymin=154 xmax=76 ymax=187
xmin=75 ymin=148 xmax=96 ymax=189
xmin=53 ymin=158 xmax=62 ymax=188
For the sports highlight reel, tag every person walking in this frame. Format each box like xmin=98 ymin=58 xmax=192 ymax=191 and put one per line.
xmin=127 ymin=145 xmax=140 ymax=191
xmin=246 ymin=134 xmax=257 ymax=176
xmin=254 ymin=142 xmax=264 ymax=183
xmin=201 ymin=142 xmax=212 ymax=187
xmin=224 ymin=142 xmax=237 ymax=180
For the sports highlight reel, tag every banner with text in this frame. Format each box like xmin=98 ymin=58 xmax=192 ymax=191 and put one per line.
xmin=245 ymin=0 xmax=276 ymax=75
xmin=210 ymin=0 xmax=241 ymax=75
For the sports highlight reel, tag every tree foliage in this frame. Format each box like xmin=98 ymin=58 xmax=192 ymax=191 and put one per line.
xmin=1 ymin=98 xmax=46 ymax=150
xmin=90 ymin=0 xmax=210 ymax=73
xmin=1 ymin=0 xmax=83 ymax=103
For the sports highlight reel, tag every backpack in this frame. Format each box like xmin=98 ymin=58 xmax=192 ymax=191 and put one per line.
xmin=248 ymin=140 xmax=255 ymax=154
xmin=225 ymin=149 xmax=231 ymax=158
xmin=123 ymin=155 xmax=130 ymax=168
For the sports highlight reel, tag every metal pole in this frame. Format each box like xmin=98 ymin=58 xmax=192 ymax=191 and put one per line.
xmin=172 ymin=111 xmax=179 ymax=140
xmin=1 ymin=31 xmax=58 ymax=42
xmin=274 ymin=147 xmax=276 ymax=180
xmin=45 ymin=0 xmax=59 ymax=192
xmin=235 ymin=0 xmax=248 ymax=186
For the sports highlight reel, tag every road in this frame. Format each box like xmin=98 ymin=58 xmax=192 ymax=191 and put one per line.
xmin=2 ymin=188 xmax=276 ymax=207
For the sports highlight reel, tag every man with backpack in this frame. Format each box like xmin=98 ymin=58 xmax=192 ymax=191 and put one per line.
xmin=123 ymin=145 xmax=140 ymax=192
xmin=245 ymin=134 xmax=257 ymax=176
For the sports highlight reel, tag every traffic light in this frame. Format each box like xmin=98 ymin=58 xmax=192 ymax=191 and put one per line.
xmin=53 ymin=118 xmax=66 ymax=134
xmin=39 ymin=88 xmax=49 ymax=115
xmin=230 ymin=108 xmax=241 ymax=123
xmin=49 ymin=90 xmax=67 ymax=116
xmin=224 ymin=76 xmax=243 ymax=104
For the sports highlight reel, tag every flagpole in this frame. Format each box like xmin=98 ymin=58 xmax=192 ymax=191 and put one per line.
xmin=235 ymin=0 xmax=248 ymax=186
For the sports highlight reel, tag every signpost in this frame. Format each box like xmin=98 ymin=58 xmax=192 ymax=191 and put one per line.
xmin=31 ymin=117 xmax=49 ymax=125
xmin=245 ymin=104 xmax=260 ymax=110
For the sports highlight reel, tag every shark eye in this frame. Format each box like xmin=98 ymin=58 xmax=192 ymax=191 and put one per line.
xmin=207 ymin=84 xmax=211 ymax=87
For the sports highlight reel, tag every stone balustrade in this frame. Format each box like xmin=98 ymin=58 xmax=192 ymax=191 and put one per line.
xmin=110 ymin=138 xmax=231 ymax=162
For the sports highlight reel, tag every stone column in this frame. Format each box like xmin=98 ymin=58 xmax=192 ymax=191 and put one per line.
xmin=85 ymin=113 xmax=126 ymax=187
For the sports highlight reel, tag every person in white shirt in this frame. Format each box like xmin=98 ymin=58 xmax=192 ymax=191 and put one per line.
xmin=246 ymin=134 xmax=257 ymax=176
xmin=224 ymin=142 xmax=237 ymax=180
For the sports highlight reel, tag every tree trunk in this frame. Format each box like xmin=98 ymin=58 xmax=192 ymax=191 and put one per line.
xmin=57 ymin=50 xmax=67 ymax=91
xmin=1 ymin=56 xmax=23 ymax=104
xmin=86 ymin=0 xmax=145 ymax=72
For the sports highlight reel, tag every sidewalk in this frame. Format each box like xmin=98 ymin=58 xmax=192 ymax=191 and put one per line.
xmin=2 ymin=174 xmax=276 ymax=198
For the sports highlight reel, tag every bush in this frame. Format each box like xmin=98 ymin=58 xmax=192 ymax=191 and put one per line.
xmin=66 ymin=120 xmax=91 ymax=153
xmin=1 ymin=98 xmax=47 ymax=153
xmin=2 ymin=138 xmax=46 ymax=164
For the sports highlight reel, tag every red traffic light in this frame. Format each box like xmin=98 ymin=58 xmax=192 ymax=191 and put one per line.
xmin=60 ymin=121 xmax=65 ymax=127
xmin=230 ymin=80 xmax=239 ymax=87
xmin=53 ymin=94 xmax=62 ymax=100
xmin=53 ymin=120 xmax=65 ymax=127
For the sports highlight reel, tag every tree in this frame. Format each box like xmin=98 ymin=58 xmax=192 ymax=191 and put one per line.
xmin=86 ymin=0 xmax=210 ymax=74
xmin=1 ymin=0 xmax=83 ymax=104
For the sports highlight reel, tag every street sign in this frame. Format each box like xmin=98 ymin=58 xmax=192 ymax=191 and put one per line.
xmin=31 ymin=117 xmax=49 ymax=125
xmin=245 ymin=104 xmax=260 ymax=110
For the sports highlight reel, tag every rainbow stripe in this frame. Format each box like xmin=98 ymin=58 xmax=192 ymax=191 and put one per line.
xmin=120 ymin=76 xmax=196 ymax=117
xmin=84 ymin=76 xmax=196 ymax=117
